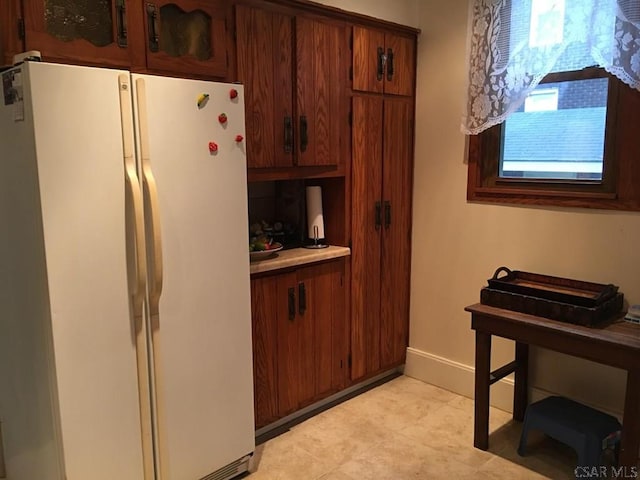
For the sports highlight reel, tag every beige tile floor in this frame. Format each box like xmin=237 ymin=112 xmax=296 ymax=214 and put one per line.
xmin=247 ymin=375 xmax=584 ymax=479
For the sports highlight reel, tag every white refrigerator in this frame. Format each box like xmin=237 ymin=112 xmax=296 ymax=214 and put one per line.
xmin=0 ymin=62 xmax=255 ymax=480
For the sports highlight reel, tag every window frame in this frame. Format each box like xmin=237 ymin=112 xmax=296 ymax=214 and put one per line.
xmin=466 ymin=67 xmax=640 ymax=211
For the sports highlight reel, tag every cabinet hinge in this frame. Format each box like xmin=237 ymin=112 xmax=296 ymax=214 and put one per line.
xmin=17 ymin=18 xmax=25 ymax=41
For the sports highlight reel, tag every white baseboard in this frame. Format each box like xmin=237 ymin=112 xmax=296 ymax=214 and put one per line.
xmin=404 ymin=347 xmax=515 ymax=412
xmin=404 ymin=347 xmax=623 ymax=419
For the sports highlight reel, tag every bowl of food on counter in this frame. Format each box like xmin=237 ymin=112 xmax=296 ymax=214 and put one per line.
xmin=249 ymin=235 xmax=283 ymax=261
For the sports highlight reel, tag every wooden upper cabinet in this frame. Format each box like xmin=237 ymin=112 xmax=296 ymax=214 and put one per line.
xmin=22 ymin=0 xmax=139 ymax=67
xmin=236 ymin=5 xmax=294 ymax=169
xmin=352 ymin=25 xmax=415 ymax=97
xmin=143 ymin=0 xmax=229 ymax=77
xmin=15 ymin=0 xmax=229 ymax=76
xmin=236 ymin=5 xmax=345 ymax=170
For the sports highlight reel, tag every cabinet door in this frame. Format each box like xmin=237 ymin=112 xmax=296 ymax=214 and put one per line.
xmin=384 ymin=33 xmax=415 ymax=96
xmin=352 ymin=26 xmax=415 ymax=97
xmin=352 ymin=25 xmax=384 ymax=94
xmin=236 ymin=5 xmax=294 ymax=168
xmin=274 ymin=271 xmax=298 ymax=417
xmin=296 ymin=260 xmax=346 ymax=407
xmin=350 ymin=95 xmax=383 ymax=381
xmin=295 ymin=17 xmax=342 ymax=167
xmin=143 ymin=0 xmax=229 ymax=78
xmin=380 ymin=98 xmax=413 ymax=368
xmin=250 ymin=275 xmax=280 ymax=429
xmin=23 ymin=0 xmax=137 ymax=66
xmin=1 ymin=1 xmax=22 ymax=66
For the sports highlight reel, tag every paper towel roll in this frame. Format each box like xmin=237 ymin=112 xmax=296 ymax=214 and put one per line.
xmin=306 ymin=186 xmax=325 ymax=240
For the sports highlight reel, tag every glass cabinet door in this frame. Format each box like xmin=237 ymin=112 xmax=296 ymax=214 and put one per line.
xmin=143 ymin=0 xmax=229 ymax=78
xmin=23 ymin=0 xmax=135 ymax=66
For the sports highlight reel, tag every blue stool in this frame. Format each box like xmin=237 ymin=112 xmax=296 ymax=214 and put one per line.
xmin=518 ymin=396 xmax=621 ymax=468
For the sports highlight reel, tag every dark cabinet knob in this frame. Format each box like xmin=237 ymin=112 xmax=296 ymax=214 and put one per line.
xmin=386 ymin=48 xmax=395 ymax=81
xmin=146 ymin=3 xmax=159 ymax=52
xmin=299 ymin=115 xmax=308 ymax=153
xmin=288 ymin=287 xmax=295 ymax=321
xmin=284 ymin=116 xmax=293 ymax=154
xmin=298 ymin=282 xmax=306 ymax=315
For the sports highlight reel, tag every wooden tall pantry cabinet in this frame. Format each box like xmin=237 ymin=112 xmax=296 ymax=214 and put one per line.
xmin=350 ymin=27 xmax=416 ymax=382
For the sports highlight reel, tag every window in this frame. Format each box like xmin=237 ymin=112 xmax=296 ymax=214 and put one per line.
xmin=465 ymin=0 xmax=640 ymax=211
xmin=467 ymin=68 xmax=640 ymax=210
xmin=501 ymin=79 xmax=605 ymax=180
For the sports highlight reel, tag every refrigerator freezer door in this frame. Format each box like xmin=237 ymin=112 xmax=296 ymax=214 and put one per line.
xmin=26 ymin=63 xmax=146 ymax=479
xmin=132 ymin=75 xmax=255 ymax=479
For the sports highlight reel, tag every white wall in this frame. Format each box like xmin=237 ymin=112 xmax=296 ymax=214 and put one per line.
xmin=407 ymin=0 xmax=640 ymax=415
xmin=314 ymin=0 xmax=419 ymax=28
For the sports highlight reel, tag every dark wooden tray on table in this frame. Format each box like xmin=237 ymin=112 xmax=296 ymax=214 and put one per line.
xmin=480 ymin=267 xmax=623 ymax=326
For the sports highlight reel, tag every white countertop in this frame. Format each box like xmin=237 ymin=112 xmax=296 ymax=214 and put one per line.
xmin=249 ymin=245 xmax=351 ymax=275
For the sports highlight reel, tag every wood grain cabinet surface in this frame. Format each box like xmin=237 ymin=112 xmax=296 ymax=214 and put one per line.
xmin=2 ymin=0 xmax=230 ymax=77
xmin=350 ymin=95 xmax=414 ymax=381
xmin=352 ymin=25 xmax=415 ymax=97
xmin=236 ymin=4 xmax=346 ymax=171
xmin=250 ymin=259 xmax=347 ymax=429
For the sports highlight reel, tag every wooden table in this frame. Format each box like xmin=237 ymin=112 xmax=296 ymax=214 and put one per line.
xmin=466 ymin=303 xmax=640 ymax=467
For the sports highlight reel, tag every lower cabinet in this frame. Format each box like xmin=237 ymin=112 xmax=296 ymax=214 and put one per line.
xmin=250 ymin=258 xmax=347 ymax=429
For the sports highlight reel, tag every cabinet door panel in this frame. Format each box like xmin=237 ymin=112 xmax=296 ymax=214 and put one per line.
xmin=384 ymin=34 xmax=415 ymax=96
xmin=236 ymin=6 xmax=293 ymax=168
xmin=296 ymin=17 xmax=342 ymax=167
xmin=329 ymin=259 xmax=347 ymax=391
xmin=352 ymin=25 xmax=384 ymax=94
xmin=351 ymin=96 xmax=383 ymax=380
xmin=250 ymin=276 xmax=280 ymax=429
xmin=1 ymin=1 xmax=21 ymax=66
xmin=297 ymin=261 xmax=344 ymax=405
xmin=23 ymin=0 xmax=135 ymax=66
xmin=144 ymin=0 xmax=228 ymax=78
xmin=380 ymin=98 xmax=413 ymax=368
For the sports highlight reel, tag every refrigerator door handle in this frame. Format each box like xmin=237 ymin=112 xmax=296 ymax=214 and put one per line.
xmin=135 ymin=78 xmax=170 ymax=479
xmin=119 ymin=75 xmax=155 ymax=480
xmin=118 ymin=75 xmax=147 ymax=315
xmin=135 ymin=78 xmax=164 ymax=317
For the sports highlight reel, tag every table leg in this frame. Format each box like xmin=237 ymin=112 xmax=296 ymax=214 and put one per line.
xmin=620 ymin=369 xmax=640 ymax=468
xmin=474 ymin=330 xmax=491 ymax=450
xmin=513 ymin=342 xmax=529 ymax=422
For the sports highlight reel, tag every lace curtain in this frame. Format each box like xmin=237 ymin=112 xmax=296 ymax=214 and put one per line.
xmin=462 ymin=0 xmax=640 ymax=135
